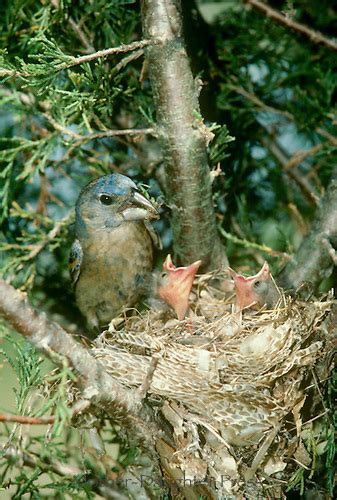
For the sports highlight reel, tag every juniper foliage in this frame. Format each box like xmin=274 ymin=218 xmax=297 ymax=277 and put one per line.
xmin=0 ymin=0 xmax=336 ymax=497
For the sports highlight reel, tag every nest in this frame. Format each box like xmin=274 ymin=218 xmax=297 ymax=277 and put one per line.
xmin=89 ymin=277 xmax=334 ymax=496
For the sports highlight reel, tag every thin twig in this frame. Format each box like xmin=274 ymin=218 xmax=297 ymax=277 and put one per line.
xmin=58 ymin=40 xmax=153 ymax=71
xmin=0 ymin=40 xmax=153 ymax=78
xmin=229 ymin=81 xmax=292 ymax=119
xmin=0 ymin=399 xmax=91 ymax=426
xmin=219 ymin=227 xmax=291 ymax=260
xmin=245 ymin=0 xmax=337 ymax=51
xmin=42 ymin=112 xmax=82 ymax=139
xmin=112 ymin=49 xmax=145 ymax=74
xmin=0 ymin=414 xmax=55 ymax=425
xmin=76 ymin=127 xmax=157 ymax=141
xmin=287 ymin=409 xmax=330 ymax=433
xmin=229 ymin=82 xmax=337 ymax=149
xmin=317 ymin=127 xmax=337 ymax=147
xmin=63 ymin=127 xmax=157 ymax=160
xmin=68 ymin=18 xmax=95 ymax=53
xmin=230 ymin=84 xmax=336 ymax=204
xmin=0 ymin=89 xmax=155 ymax=146
xmin=16 ymin=212 xmax=74 ymax=269
xmin=285 ymin=143 xmax=324 ymax=170
xmin=50 ymin=0 xmax=95 ymax=53
xmin=261 ymin=136 xmax=321 ymax=207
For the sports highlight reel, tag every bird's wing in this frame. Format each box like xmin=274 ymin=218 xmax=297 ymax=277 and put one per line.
xmin=144 ymin=220 xmax=162 ymax=249
xmin=69 ymin=239 xmax=83 ymax=286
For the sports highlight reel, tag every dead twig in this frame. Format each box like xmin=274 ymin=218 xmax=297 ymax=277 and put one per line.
xmin=245 ymin=0 xmax=337 ymax=51
xmin=0 ymin=414 xmax=55 ymax=425
xmin=262 ymin=137 xmax=321 ymax=207
xmin=50 ymin=0 xmax=95 ymax=54
xmin=0 ymin=399 xmax=91 ymax=426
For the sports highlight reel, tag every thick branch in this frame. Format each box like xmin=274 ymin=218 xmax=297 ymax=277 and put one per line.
xmin=278 ymin=179 xmax=337 ymax=289
xmin=245 ymin=0 xmax=337 ymax=52
xmin=141 ymin=0 xmax=227 ymax=270
xmin=0 ymin=280 xmax=157 ymax=453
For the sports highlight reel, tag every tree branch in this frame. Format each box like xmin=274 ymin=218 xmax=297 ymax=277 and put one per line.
xmin=141 ymin=0 xmax=227 ymax=270
xmin=245 ymin=0 xmax=337 ymax=51
xmin=278 ymin=178 xmax=337 ymax=289
xmin=0 ymin=280 xmax=158 ymax=454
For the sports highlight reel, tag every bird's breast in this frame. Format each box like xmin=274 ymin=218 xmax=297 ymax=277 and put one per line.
xmin=75 ymin=221 xmax=153 ymax=325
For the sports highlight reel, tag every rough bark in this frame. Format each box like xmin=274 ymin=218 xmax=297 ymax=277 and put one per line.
xmin=278 ymin=179 xmax=337 ymax=289
xmin=141 ymin=0 xmax=228 ymax=270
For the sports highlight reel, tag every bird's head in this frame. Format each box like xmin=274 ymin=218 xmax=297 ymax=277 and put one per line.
xmin=158 ymin=254 xmax=202 ymax=320
xmin=75 ymin=174 xmax=159 ymax=235
xmin=228 ymin=262 xmax=277 ymax=311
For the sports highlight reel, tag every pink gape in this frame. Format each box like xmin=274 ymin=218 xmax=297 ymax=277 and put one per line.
xmin=228 ymin=261 xmax=279 ymax=311
xmin=158 ymin=254 xmax=202 ymax=320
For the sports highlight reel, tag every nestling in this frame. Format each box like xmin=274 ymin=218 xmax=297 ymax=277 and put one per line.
xmin=69 ymin=173 xmax=159 ymax=329
xmin=228 ymin=261 xmax=280 ymax=311
xmin=157 ymin=254 xmax=202 ymax=320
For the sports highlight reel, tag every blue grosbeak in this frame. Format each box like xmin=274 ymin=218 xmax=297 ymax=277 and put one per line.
xmin=70 ymin=173 xmax=159 ymax=329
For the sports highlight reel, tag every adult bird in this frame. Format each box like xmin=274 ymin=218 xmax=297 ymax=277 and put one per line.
xmin=69 ymin=173 xmax=159 ymax=329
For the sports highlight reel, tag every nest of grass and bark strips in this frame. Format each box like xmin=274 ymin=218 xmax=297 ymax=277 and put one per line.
xmin=61 ymin=271 xmax=335 ymax=498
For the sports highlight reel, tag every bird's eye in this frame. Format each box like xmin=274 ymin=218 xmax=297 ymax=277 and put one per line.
xmin=254 ymin=280 xmax=261 ymax=289
xmin=99 ymin=194 xmax=113 ymax=206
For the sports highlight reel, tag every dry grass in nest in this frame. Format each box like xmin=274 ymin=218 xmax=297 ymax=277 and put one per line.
xmin=88 ymin=274 xmax=335 ymax=497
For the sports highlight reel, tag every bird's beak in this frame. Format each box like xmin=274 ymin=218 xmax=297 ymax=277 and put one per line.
xmin=228 ymin=262 xmax=271 ymax=311
xmin=120 ymin=191 xmax=159 ymax=221
xmin=158 ymin=255 xmax=202 ymax=320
